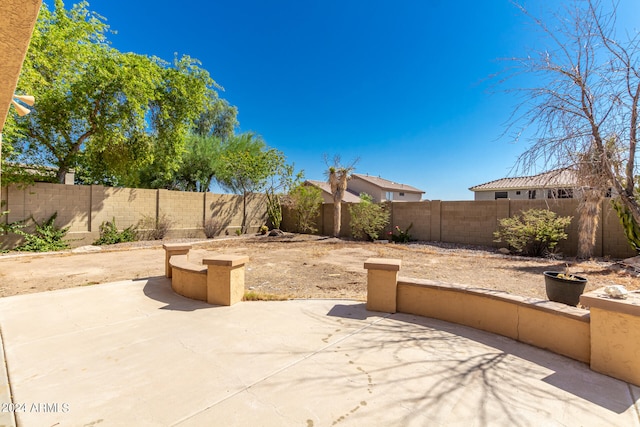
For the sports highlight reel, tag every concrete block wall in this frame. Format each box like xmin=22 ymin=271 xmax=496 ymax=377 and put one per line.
xmin=3 ymin=182 xmax=637 ymax=258
xmin=0 ymin=183 xmax=268 ymax=249
xmin=387 ymin=201 xmax=431 ymax=241
xmin=94 ymin=186 xmax=157 ymax=231
xmin=159 ymin=189 xmax=205 ymax=236
xmin=4 ymin=183 xmax=90 ymax=232
xmin=440 ymin=200 xmax=497 ymax=246
xmin=280 ymin=198 xmax=637 ymax=258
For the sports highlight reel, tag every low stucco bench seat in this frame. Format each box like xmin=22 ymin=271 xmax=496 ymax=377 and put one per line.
xmin=169 ymin=254 xmax=208 ymax=302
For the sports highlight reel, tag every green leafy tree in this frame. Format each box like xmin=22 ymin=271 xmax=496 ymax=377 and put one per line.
xmin=6 ymin=1 xmax=218 ymax=187
xmin=133 ymin=56 xmax=216 ymax=188
xmin=193 ymin=97 xmax=238 ymax=140
xmin=171 ymin=134 xmax=224 ymax=192
xmin=216 ymin=133 xmax=285 ymax=233
xmin=349 ymin=193 xmax=390 ymax=241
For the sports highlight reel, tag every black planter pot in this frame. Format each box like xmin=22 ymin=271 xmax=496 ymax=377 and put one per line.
xmin=543 ymin=271 xmax=587 ymax=306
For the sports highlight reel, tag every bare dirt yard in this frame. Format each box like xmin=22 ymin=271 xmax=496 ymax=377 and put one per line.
xmin=1 ymin=233 xmax=640 ymax=303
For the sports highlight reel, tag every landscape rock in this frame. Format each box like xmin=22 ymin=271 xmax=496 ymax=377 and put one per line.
xmin=72 ymin=245 xmax=102 ymax=253
xmin=268 ymin=229 xmax=285 ymax=237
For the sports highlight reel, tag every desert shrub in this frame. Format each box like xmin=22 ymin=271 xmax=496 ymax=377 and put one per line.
xmin=94 ymin=218 xmax=137 ymax=245
xmin=11 ymin=212 xmax=70 ymax=252
xmin=287 ymin=184 xmax=323 ymax=233
xmin=391 ymin=223 xmax=413 ymax=243
xmin=203 ymin=218 xmax=222 ymax=238
xmin=137 ymin=214 xmax=173 ymax=240
xmin=611 ymin=199 xmax=640 ymax=253
xmin=266 ymin=193 xmax=283 ymax=230
xmin=349 ymin=193 xmax=390 ymax=241
xmin=494 ymin=209 xmax=572 ymax=257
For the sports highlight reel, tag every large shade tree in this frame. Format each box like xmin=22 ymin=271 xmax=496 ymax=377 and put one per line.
xmin=166 ymin=97 xmax=239 ymax=191
xmin=5 ymin=0 xmax=218 ymax=187
xmin=506 ymin=0 xmax=640 ymax=256
xmin=216 ymin=133 xmax=286 ymax=233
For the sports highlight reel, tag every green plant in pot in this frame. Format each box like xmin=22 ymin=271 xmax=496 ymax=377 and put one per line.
xmin=543 ymin=266 xmax=587 ymax=306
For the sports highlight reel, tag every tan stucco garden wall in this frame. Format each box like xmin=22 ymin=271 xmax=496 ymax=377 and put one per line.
xmin=368 ymin=258 xmax=640 ymax=386
xmin=395 ymin=278 xmax=591 ymax=363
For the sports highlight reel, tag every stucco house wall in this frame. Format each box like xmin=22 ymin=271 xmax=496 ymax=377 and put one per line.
xmin=473 ymin=189 xmax=557 ymax=201
xmin=470 ymin=169 xmax=579 ymax=201
xmin=347 ymin=178 xmax=386 ymax=201
xmin=348 ymin=175 xmax=424 ymax=202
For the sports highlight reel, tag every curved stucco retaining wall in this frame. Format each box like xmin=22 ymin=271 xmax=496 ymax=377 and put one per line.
xmin=395 ymin=278 xmax=591 ymax=363
xmin=170 ymin=255 xmax=208 ymax=302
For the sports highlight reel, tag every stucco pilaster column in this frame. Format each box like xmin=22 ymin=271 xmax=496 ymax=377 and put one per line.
xmin=580 ymin=289 xmax=640 ymax=386
xmin=364 ymin=258 xmax=401 ymax=313
xmin=203 ymin=255 xmax=249 ymax=306
xmin=162 ymin=243 xmax=192 ymax=278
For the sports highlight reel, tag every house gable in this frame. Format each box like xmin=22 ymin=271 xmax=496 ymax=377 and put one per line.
xmin=349 ymin=174 xmax=425 ymax=202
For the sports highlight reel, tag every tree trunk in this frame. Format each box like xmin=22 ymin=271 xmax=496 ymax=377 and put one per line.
xmin=577 ymin=188 xmax=603 ymax=259
xmin=241 ymin=190 xmax=247 ymax=234
xmin=56 ymin=167 xmax=67 ymax=184
xmin=332 ymin=199 xmax=341 ymax=237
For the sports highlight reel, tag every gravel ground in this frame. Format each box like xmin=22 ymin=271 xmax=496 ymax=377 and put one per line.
xmin=2 ymin=233 xmax=639 ymax=304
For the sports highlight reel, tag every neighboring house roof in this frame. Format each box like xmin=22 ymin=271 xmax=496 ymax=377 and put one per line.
xmin=304 ymin=180 xmax=362 ymax=203
xmin=351 ymin=174 xmax=425 ymax=194
xmin=469 ymin=169 xmax=578 ymax=192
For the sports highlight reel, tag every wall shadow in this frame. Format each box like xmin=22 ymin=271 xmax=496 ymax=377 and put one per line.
xmin=139 ymin=276 xmax=214 ymax=312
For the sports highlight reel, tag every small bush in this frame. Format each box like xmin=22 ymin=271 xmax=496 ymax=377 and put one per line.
xmin=494 ymin=209 xmax=572 ymax=257
xmin=286 ymin=184 xmax=323 ymax=234
xmin=391 ymin=223 xmax=413 ymax=243
xmin=137 ymin=214 xmax=173 ymax=240
xmin=203 ymin=218 xmax=222 ymax=238
xmin=12 ymin=212 xmax=70 ymax=252
xmin=94 ymin=218 xmax=137 ymax=245
xmin=349 ymin=193 xmax=390 ymax=241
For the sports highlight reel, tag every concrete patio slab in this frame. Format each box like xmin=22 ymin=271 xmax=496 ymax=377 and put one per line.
xmin=0 ymin=277 xmax=638 ymax=426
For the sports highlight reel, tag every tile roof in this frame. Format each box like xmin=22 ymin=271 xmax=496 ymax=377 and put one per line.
xmin=351 ymin=174 xmax=425 ymax=193
xmin=469 ymin=169 xmax=578 ymax=191
xmin=304 ymin=180 xmax=362 ymax=203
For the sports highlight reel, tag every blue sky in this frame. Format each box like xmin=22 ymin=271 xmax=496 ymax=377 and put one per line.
xmin=68 ymin=1 xmax=639 ymax=200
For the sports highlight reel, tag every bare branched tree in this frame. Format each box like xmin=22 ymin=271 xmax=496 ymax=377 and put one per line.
xmin=505 ymin=0 xmax=640 ymax=255
xmin=324 ymin=155 xmax=358 ymax=237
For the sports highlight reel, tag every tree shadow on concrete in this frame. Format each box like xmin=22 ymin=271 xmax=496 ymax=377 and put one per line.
xmin=316 ymin=304 xmax=637 ymax=424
